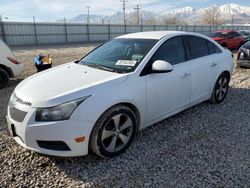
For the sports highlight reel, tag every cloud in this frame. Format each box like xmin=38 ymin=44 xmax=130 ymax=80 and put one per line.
xmin=1 ymin=0 xmax=167 ymax=16
xmin=0 ymin=0 xmax=248 ymax=22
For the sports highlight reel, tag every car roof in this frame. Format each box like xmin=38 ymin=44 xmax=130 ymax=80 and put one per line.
xmin=215 ymin=30 xmax=235 ymax=33
xmin=116 ymin=31 xmax=189 ymax=40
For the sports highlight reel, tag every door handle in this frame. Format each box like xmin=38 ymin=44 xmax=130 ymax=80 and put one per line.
xmin=210 ymin=62 xmax=217 ymax=67
xmin=181 ymin=73 xmax=191 ymax=79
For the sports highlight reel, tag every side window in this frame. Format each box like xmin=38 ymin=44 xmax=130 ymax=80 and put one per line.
xmin=233 ymin=32 xmax=240 ymax=37
xmin=151 ymin=37 xmax=186 ymax=65
xmin=215 ymin=45 xmax=222 ymax=53
xmin=207 ymin=41 xmax=215 ymax=54
xmin=186 ymin=36 xmax=210 ymax=59
xmin=207 ymin=40 xmax=222 ymax=54
xmin=228 ymin=32 xmax=233 ymax=38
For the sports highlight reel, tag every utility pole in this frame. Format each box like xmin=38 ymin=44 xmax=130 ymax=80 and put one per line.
xmin=121 ymin=0 xmax=128 ymax=25
xmin=64 ymin=17 xmax=68 ymax=42
xmin=33 ymin=16 xmax=38 ymax=44
xmin=134 ymin=4 xmax=141 ymax=25
xmin=86 ymin=6 xmax=90 ymax=24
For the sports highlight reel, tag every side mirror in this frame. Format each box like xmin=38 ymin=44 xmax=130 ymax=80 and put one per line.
xmin=228 ymin=36 xmax=234 ymax=39
xmin=152 ymin=60 xmax=173 ymax=73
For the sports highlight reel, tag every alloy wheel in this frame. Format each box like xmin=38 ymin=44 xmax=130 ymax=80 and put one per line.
xmin=215 ymin=76 xmax=228 ymax=101
xmin=101 ymin=113 xmax=133 ymax=153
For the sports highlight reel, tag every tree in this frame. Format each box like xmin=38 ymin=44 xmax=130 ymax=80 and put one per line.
xmin=200 ymin=5 xmax=223 ymax=25
xmin=145 ymin=17 xmax=157 ymax=25
xmin=162 ymin=16 xmax=187 ymax=25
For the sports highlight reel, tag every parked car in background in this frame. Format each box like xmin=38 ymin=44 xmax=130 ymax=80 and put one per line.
xmin=237 ymin=41 xmax=250 ymax=68
xmin=210 ymin=30 xmax=244 ymax=50
xmin=237 ymin=30 xmax=250 ymax=42
xmin=0 ymin=39 xmax=24 ymax=89
xmin=6 ymin=31 xmax=233 ymax=158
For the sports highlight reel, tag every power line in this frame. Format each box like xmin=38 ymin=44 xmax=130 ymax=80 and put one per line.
xmin=134 ymin=4 xmax=141 ymax=25
xmin=121 ymin=0 xmax=128 ymax=25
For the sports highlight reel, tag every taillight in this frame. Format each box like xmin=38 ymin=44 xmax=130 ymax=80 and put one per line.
xmin=7 ymin=57 xmax=20 ymax=65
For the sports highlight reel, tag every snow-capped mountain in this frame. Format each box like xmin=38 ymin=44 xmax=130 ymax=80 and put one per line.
xmin=162 ymin=6 xmax=196 ymax=17
xmin=218 ymin=3 xmax=250 ymax=16
xmin=60 ymin=3 xmax=250 ymax=24
xmin=161 ymin=3 xmax=250 ymax=24
xmin=57 ymin=14 xmax=104 ymax=23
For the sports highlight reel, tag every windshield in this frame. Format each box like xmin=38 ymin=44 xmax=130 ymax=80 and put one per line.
xmin=209 ymin=32 xmax=228 ymax=38
xmin=79 ymin=38 xmax=158 ymax=73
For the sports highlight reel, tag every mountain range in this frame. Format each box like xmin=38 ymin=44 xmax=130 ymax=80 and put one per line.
xmin=58 ymin=3 xmax=250 ymax=25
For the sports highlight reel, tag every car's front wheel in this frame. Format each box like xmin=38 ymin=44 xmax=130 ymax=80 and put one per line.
xmin=90 ymin=105 xmax=137 ymax=158
xmin=209 ymin=73 xmax=230 ymax=104
xmin=0 ymin=68 xmax=9 ymax=89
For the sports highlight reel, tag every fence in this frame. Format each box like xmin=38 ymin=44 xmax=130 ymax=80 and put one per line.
xmin=0 ymin=21 xmax=250 ymax=46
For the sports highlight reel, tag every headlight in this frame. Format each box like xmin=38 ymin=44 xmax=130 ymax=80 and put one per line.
xmin=239 ymin=52 xmax=245 ymax=60
xmin=35 ymin=97 xmax=90 ymax=121
xmin=8 ymin=92 xmax=15 ymax=106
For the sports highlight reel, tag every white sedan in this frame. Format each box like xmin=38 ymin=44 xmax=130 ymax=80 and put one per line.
xmin=6 ymin=31 xmax=233 ymax=158
xmin=0 ymin=39 xmax=24 ymax=88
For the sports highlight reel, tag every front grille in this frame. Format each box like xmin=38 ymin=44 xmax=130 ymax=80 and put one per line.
xmin=246 ymin=49 xmax=250 ymax=59
xmin=9 ymin=106 xmax=27 ymax=122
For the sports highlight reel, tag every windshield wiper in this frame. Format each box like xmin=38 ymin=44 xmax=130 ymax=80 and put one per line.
xmin=85 ymin=63 xmax=116 ymax=73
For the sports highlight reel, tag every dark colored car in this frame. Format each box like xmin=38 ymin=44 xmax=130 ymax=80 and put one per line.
xmin=237 ymin=41 xmax=250 ymax=68
xmin=210 ymin=30 xmax=245 ymax=50
xmin=237 ymin=30 xmax=250 ymax=42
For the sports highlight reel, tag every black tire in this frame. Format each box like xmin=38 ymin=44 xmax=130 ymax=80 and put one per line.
xmin=0 ymin=68 xmax=9 ymax=89
xmin=90 ymin=105 xmax=137 ymax=158
xmin=209 ymin=73 xmax=230 ymax=104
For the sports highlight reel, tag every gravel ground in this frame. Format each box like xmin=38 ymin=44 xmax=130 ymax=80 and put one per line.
xmin=0 ymin=44 xmax=250 ymax=187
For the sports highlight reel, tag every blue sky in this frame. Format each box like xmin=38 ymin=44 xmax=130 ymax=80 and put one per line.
xmin=0 ymin=0 xmax=250 ymax=21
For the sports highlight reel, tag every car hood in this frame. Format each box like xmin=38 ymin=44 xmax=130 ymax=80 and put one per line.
xmin=15 ymin=62 xmax=128 ymax=107
xmin=212 ymin=37 xmax=224 ymax=41
xmin=242 ymin=41 xmax=250 ymax=50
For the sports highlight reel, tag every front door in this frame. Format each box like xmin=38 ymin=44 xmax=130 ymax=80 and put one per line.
xmin=144 ymin=36 xmax=192 ymax=122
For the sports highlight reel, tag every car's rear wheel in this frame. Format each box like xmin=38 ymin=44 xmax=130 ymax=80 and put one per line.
xmin=90 ymin=105 xmax=137 ymax=158
xmin=209 ymin=73 xmax=230 ymax=104
xmin=0 ymin=68 xmax=9 ymax=89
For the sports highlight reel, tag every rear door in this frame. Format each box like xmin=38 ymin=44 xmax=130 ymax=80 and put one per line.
xmin=230 ymin=32 xmax=242 ymax=48
xmin=233 ymin=32 xmax=243 ymax=47
xmin=226 ymin=32 xmax=235 ymax=49
xmin=184 ymin=36 xmax=220 ymax=102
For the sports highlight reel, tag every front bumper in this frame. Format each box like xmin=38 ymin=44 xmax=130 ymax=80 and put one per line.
xmin=12 ymin=63 xmax=25 ymax=77
xmin=237 ymin=60 xmax=250 ymax=67
xmin=6 ymin=103 xmax=93 ymax=157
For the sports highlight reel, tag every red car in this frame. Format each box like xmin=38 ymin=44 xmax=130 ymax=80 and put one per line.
xmin=210 ymin=30 xmax=245 ymax=49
